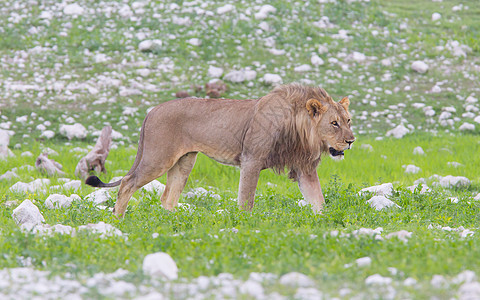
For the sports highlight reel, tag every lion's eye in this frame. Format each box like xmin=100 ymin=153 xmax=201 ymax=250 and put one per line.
xmin=331 ymin=121 xmax=339 ymax=127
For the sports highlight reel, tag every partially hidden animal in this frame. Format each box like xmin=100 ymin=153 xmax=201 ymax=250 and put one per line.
xmin=86 ymin=84 xmax=355 ymax=217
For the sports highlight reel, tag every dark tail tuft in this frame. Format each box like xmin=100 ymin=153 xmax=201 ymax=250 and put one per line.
xmin=86 ymin=175 xmax=103 ymax=187
xmin=85 ymin=176 xmax=122 ymax=188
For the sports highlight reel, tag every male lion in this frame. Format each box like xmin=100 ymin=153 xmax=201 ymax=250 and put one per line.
xmin=86 ymin=84 xmax=355 ymax=217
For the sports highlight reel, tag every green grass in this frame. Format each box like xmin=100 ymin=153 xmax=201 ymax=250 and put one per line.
xmin=1 ymin=0 xmax=480 ymax=297
xmin=1 ymin=135 xmax=480 ymax=297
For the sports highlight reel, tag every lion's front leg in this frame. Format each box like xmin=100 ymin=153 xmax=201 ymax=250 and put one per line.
xmin=238 ymin=161 xmax=262 ymax=211
xmin=297 ymin=169 xmax=325 ymax=213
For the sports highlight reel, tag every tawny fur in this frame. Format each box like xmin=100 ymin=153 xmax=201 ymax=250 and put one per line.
xmin=86 ymin=83 xmax=355 ymax=217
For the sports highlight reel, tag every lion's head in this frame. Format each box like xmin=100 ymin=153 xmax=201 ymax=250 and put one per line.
xmin=306 ymin=95 xmax=355 ymax=160
xmin=262 ymin=84 xmax=355 ymax=177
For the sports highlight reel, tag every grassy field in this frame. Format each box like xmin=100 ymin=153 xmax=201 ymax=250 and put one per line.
xmin=1 ymin=0 xmax=480 ymax=299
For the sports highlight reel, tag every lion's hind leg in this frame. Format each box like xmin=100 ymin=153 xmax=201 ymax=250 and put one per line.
xmin=113 ymin=160 xmax=175 ymax=218
xmin=161 ymin=152 xmax=198 ymax=211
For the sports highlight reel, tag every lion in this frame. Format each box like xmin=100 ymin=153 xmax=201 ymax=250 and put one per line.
xmin=86 ymin=83 xmax=355 ymax=217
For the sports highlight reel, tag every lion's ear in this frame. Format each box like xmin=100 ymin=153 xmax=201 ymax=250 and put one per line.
xmin=306 ymin=99 xmax=327 ymax=119
xmin=339 ymin=97 xmax=350 ymax=111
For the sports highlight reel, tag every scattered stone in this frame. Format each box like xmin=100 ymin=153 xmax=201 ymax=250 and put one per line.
xmin=385 ymin=230 xmax=412 ymax=242
xmin=356 ymin=257 xmax=372 ymax=267
xmin=9 ymin=179 xmax=50 ymax=194
xmin=386 ymin=124 xmax=409 ymax=138
xmin=459 ymin=122 xmax=475 ymax=131
xmin=44 ymin=194 xmax=81 ymax=209
xmin=403 ymin=164 xmax=420 ymax=174
xmin=311 ymin=54 xmax=324 ymax=66
xmin=78 ymin=222 xmax=123 ymax=237
xmin=224 ymin=70 xmax=246 ymax=83
xmin=413 ymin=146 xmax=425 ymax=155
xmin=297 ymin=199 xmax=308 ymax=207
xmin=359 ymin=183 xmax=393 ymax=197
xmin=59 ymin=123 xmax=87 ymax=140
xmin=12 ymin=200 xmax=45 ymax=227
xmin=263 ymin=73 xmax=282 ymax=85
xmin=185 ymin=187 xmax=220 ymax=200
xmin=279 ymin=272 xmax=315 ymax=288
xmin=294 ymin=287 xmax=323 ymax=300
xmin=64 ymin=3 xmax=84 ymax=15
xmin=432 ymin=12 xmax=441 ymax=21
xmin=75 ymin=126 xmax=112 ymax=180
xmin=294 ymin=64 xmax=312 ymax=72
xmin=254 ymin=5 xmax=276 ymax=20
xmin=138 ymin=40 xmax=162 ymax=52
xmin=141 ymin=180 xmax=166 ymax=194
xmin=0 ymin=170 xmax=19 ymax=181
xmin=366 ymin=196 xmax=401 ymax=211
xmin=217 ymin=4 xmax=235 ymax=15
xmin=365 ymin=274 xmax=392 ymax=285
xmin=208 ymin=66 xmax=224 ymax=78
xmin=35 ymin=153 xmax=65 ymax=176
xmin=85 ymin=189 xmax=112 ymax=205
xmin=239 ymin=280 xmax=264 ymax=298
xmin=142 ymin=252 xmax=178 ymax=280
xmin=438 ymin=175 xmax=470 ymax=188
xmin=411 ymin=61 xmax=429 ymax=74
xmin=360 ymin=144 xmax=373 ymax=151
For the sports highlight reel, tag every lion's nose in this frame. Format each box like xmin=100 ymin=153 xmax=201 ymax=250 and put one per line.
xmin=345 ymin=138 xmax=355 ymax=148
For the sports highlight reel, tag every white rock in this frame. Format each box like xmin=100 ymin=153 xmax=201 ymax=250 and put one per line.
xmin=85 ymin=189 xmax=112 ymax=205
xmin=459 ymin=122 xmax=475 ymax=131
xmin=279 ymin=272 xmax=314 ymax=287
xmin=359 ymin=183 xmax=393 ymax=197
xmin=431 ymin=275 xmax=447 ymax=288
xmin=217 ymin=4 xmax=234 ymax=14
xmin=141 ymin=180 xmax=166 ymax=194
xmin=142 ymin=252 xmax=178 ymax=280
xmin=432 ymin=12 xmax=441 ymax=21
xmin=294 ymin=64 xmax=312 ymax=72
xmin=474 ymin=116 xmax=480 ymax=124
xmin=12 ymin=200 xmax=45 ymax=226
xmin=439 ymin=175 xmax=470 ymax=188
xmin=254 ymin=5 xmax=276 ymax=20
xmin=40 ymin=130 xmax=55 ymax=139
xmin=239 ymin=280 xmax=264 ymax=298
xmin=59 ymin=123 xmax=87 ymax=140
xmin=263 ymin=73 xmax=282 ymax=85
xmin=311 ymin=54 xmax=324 ymax=66
xmin=44 ymin=194 xmax=73 ymax=209
xmin=360 ymin=144 xmax=373 ymax=151
xmin=352 ymin=51 xmax=366 ymax=62
xmin=244 ymin=70 xmax=257 ymax=81
xmin=64 ymin=3 xmax=84 ymax=15
xmin=413 ymin=146 xmax=425 ymax=155
xmin=403 ymin=277 xmax=417 ymax=286
xmin=447 ymin=161 xmax=463 ymax=168
xmin=187 ymin=38 xmax=201 ymax=46
xmin=298 ymin=199 xmax=308 ymax=207
xmin=295 ymin=287 xmax=323 ymax=300
xmin=208 ymin=66 xmax=224 ymax=78
xmin=407 ymin=184 xmax=431 ymax=194
xmin=78 ymin=222 xmax=122 ymax=237
xmin=366 ymin=196 xmax=401 ymax=211
xmin=459 ymin=282 xmax=480 ymax=299
xmin=0 ymin=170 xmax=18 ymax=180
xmin=454 ymin=271 xmax=476 ymax=284
xmin=356 ymin=257 xmax=372 ymax=267
xmin=365 ymin=274 xmax=392 ymax=285
xmin=404 ymin=164 xmax=421 ymax=174
xmin=411 ymin=60 xmax=429 ymax=73
xmin=138 ymin=40 xmax=162 ymax=52
xmin=385 ymin=230 xmax=412 ymax=242
xmin=9 ymin=179 xmax=50 ymax=193
xmin=224 ymin=70 xmax=245 ymax=83
xmin=386 ymin=124 xmax=410 ymax=138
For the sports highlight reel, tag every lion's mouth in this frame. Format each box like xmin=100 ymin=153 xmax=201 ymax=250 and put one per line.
xmin=329 ymin=147 xmax=344 ymax=157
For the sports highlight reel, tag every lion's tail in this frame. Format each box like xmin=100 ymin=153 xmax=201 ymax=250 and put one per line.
xmin=85 ymin=176 xmax=122 ymax=188
xmin=85 ymin=107 xmax=152 ymax=189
